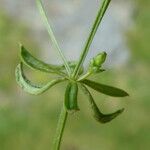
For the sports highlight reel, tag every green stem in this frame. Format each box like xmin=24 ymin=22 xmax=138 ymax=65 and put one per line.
xmin=52 ymin=105 xmax=68 ymax=150
xmin=77 ymin=71 xmax=92 ymax=81
xmin=36 ymin=0 xmax=71 ymax=75
xmin=72 ymin=0 xmax=111 ymax=78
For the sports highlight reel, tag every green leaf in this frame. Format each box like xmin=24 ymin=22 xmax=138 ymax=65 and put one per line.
xmin=80 ymin=84 xmax=124 ymax=123
xmin=82 ymin=79 xmax=129 ymax=97
xmin=72 ymin=0 xmax=111 ymax=78
xmin=65 ymin=82 xmax=79 ymax=112
xmin=20 ymin=45 xmax=80 ymax=75
xmin=20 ymin=45 xmax=66 ymax=73
xmin=15 ymin=63 xmax=66 ymax=95
xmin=36 ymin=0 xmax=71 ymax=75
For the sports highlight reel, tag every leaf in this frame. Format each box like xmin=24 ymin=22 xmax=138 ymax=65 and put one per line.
xmin=80 ymin=84 xmax=124 ymax=123
xmin=36 ymin=0 xmax=72 ymax=75
xmin=20 ymin=45 xmax=82 ymax=76
xmin=65 ymin=82 xmax=79 ymax=112
xmin=82 ymin=79 xmax=129 ymax=97
xmin=15 ymin=63 xmax=66 ymax=95
xmin=20 ymin=45 xmax=67 ymax=73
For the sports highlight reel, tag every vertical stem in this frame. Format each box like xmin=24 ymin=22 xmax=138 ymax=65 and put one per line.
xmin=52 ymin=105 xmax=68 ymax=150
xmin=72 ymin=0 xmax=111 ymax=78
xmin=36 ymin=0 xmax=71 ymax=75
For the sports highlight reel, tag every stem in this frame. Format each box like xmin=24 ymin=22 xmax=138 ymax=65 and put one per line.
xmin=52 ymin=105 xmax=68 ymax=150
xmin=36 ymin=0 xmax=71 ymax=75
xmin=77 ymin=71 xmax=92 ymax=81
xmin=72 ymin=0 xmax=111 ymax=78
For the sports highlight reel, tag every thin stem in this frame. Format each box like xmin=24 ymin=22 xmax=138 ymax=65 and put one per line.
xmin=77 ymin=71 xmax=92 ymax=81
xmin=72 ymin=0 xmax=111 ymax=78
xmin=36 ymin=0 xmax=71 ymax=75
xmin=52 ymin=105 xmax=68 ymax=150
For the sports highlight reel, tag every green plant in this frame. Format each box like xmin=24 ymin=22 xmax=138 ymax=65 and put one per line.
xmin=15 ymin=0 xmax=129 ymax=149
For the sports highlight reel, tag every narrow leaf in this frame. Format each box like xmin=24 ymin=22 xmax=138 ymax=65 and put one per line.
xmin=65 ymin=82 xmax=79 ymax=112
xmin=15 ymin=63 xmax=66 ymax=95
xmin=36 ymin=0 xmax=71 ymax=75
xmin=81 ymin=84 xmax=124 ymax=123
xmin=72 ymin=0 xmax=111 ymax=78
xmin=82 ymin=79 xmax=129 ymax=97
xmin=20 ymin=45 xmax=77 ymax=75
xmin=20 ymin=45 xmax=64 ymax=73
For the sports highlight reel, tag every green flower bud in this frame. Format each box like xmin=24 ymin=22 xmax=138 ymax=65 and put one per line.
xmin=89 ymin=52 xmax=107 ymax=73
xmin=92 ymin=52 xmax=107 ymax=67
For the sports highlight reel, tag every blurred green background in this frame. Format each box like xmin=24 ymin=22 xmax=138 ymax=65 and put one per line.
xmin=0 ymin=0 xmax=149 ymax=150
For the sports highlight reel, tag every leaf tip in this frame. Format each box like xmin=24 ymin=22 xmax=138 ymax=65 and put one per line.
xmin=118 ymin=108 xmax=125 ymax=114
xmin=123 ymin=91 xmax=129 ymax=97
xmin=100 ymin=108 xmax=125 ymax=124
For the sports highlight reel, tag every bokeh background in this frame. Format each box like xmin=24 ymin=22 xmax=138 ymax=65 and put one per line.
xmin=0 ymin=0 xmax=149 ymax=150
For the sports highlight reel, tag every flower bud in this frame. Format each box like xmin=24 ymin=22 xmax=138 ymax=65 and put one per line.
xmin=89 ymin=52 xmax=107 ymax=73
xmin=92 ymin=52 xmax=107 ymax=67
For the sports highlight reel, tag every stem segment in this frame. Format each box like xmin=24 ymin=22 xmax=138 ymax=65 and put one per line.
xmin=52 ymin=105 xmax=68 ymax=150
xmin=72 ymin=0 xmax=111 ymax=78
xmin=36 ymin=0 xmax=71 ymax=75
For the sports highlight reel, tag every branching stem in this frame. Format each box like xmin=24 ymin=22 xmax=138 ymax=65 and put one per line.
xmin=37 ymin=0 xmax=112 ymax=150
